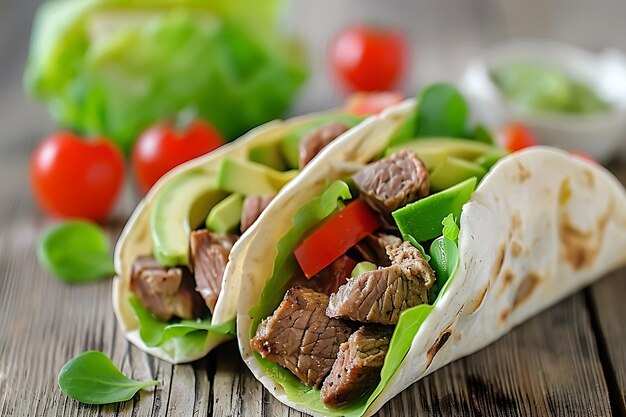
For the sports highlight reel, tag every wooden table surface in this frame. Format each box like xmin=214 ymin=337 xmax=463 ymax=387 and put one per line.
xmin=1 ymin=1 xmax=626 ymax=416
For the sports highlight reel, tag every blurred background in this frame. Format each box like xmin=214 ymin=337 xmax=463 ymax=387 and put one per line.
xmin=2 ymin=0 xmax=626 ymax=224
xmin=3 ymin=0 xmax=626 ymax=145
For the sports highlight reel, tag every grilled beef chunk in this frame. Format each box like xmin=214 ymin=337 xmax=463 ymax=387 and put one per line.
xmin=190 ymin=230 xmax=238 ymax=313
xmin=353 ymin=233 xmax=402 ymax=267
xmin=299 ymin=122 xmax=350 ymax=169
xmin=327 ymin=241 xmax=435 ymax=325
xmin=130 ymin=256 xmax=208 ymax=321
xmin=250 ymin=286 xmax=352 ymax=388
xmin=240 ymin=194 xmax=274 ymax=234
xmin=353 ymin=150 xmax=429 ymax=213
xmin=321 ymin=326 xmax=393 ymax=406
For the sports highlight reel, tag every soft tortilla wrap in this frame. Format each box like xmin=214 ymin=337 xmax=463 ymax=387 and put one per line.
xmin=234 ymin=99 xmax=626 ymax=416
xmin=113 ymin=110 xmax=364 ymax=364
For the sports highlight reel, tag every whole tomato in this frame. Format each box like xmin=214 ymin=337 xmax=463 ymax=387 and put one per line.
xmin=345 ymin=91 xmax=404 ymax=116
xmin=132 ymin=119 xmax=224 ymax=195
xmin=330 ymin=25 xmax=407 ymax=92
xmin=30 ymin=132 xmax=125 ymax=221
xmin=503 ymin=122 xmax=539 ymax=152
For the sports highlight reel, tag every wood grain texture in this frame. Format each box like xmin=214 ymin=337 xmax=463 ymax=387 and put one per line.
xmin=0 ymin=145 xmax=622 ymax=417
xmin=589 ymin=271 xmax=626 ymax=414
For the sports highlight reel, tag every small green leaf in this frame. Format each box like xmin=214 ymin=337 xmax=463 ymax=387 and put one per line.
xmin=472 ymin=124 xmax=495 ymax=144
xmin=430 ymin=236 xmax=459 ymax=293
xmin=129 ymin=296 xmax=235 ymax=348
xmin=37 ymin=221 xmax=114 ymax=283
xmin=405 ymin=235 xmax=431 ymax=262
xmin=416 ymin=83 xmax=469 ymax=138
xmin=58 ymin=351 xmax=158 ymax=405
xmin=441 ymin=214 xmax=460 ymax=241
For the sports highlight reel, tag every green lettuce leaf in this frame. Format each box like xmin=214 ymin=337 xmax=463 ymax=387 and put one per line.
xmin=25 ymin=0 xmax=306 ymax=152
xmin=129 ymin=296 xmax=235 ymax=359
xmin=249 ymin=180 xmax=352 ymax=329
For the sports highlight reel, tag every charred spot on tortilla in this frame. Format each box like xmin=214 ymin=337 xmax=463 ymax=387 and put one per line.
xmin=582 ymin=169 xmax=595 ymax=189
xmin=469 ymin=286 xmax=489 ymax=314
xmin=425 ymin=328 xmax=452 ymax=370
xmin=500 ymin=308 xmax=510 ymax=323
xmin=513 ymin=272 xmax=540 ymax=308
xmin=497 ymin=269 xmax=515 ymax=298
xmin=558 ymin=200 xmax=613 ymax=270
xmin=510 ymin=240 xmax=522 ymax=258
xmin=516 ymin=161 xmax=531 ymax=183
xmin=493 ymin=245 xmax=506 ymax=278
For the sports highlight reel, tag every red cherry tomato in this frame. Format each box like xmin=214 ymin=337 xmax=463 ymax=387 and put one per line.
xmin=132 ymin=119 xmax=225 ymax=194
xmin=345 ymin=91 xmax=404 ymax=116
xmin=30 ymin=132 xmax=125 ymax=221
xmin=330 ymin=25 xmax=407 ymax=92
xmin=503 ymin=122 xmax=539 ymax=152
xmin=294 ymin=199 xmax=382 ymax=279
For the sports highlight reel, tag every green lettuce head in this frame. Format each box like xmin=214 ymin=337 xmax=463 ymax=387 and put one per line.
xmin=25 ymin=0 xmax=307 ymax=152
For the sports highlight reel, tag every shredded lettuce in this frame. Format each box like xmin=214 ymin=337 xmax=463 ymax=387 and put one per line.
xmin=129 ymin=296 xmax=235 ymax=359
xmin=25 ymin=0 xmax=306 ymax=152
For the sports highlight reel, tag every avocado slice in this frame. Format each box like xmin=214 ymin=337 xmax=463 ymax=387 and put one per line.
xmin=151 ymin=171 xmax=227 ymax=266
xmin=206 ymin=193 xmax=244 ymax=233
xmin=429 ymin=156 xmax=487 ymax=192
xmin=386 ymin=138 xmax=503 ymax=162
xmin=249 ymin=142 xmax=287 ymax=171
xmin=351 ymin=261 xmax=377 ymax=277
xmin=392 ymin=177 xmax=477 ymax=242
xmin=279 ymin=114 xmax=365 ymax=169
xmin=216 ymin=158 xmax=298 ymax=196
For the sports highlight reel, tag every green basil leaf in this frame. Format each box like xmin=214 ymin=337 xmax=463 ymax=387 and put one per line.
xmin=37 ymin=221 xmax=114 ymax=283
xmin=416 ymin=83 xmax=468 ymax=138
xmin=58 ymin=351 xmax=157 ymax=404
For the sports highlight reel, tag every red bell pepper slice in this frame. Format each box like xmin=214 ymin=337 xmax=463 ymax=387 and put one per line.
xmin=295 ymin=199 xmax=382 ymax=279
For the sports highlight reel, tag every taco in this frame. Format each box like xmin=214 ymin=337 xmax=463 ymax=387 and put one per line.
xmin=113 ymin=110 xmax=366 ymax=364
xmin=233 ymin=84 xmax=626 ymax=416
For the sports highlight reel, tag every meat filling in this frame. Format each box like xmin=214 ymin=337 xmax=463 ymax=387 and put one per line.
xmin=353 ymin=150 xmax=429 ymax=213
xmin=240 ymin=194 xmax=274 ymax=234
xmin=250 ymin=286 xmax=352 ymax=388
xmin=326 ymin=241 xmax=435 ymax=325
xmin=321 ymin=326 xmax=393 ymax=406
xmin=299 ymin=122 xmax=350 ymax=169
xmin=130 ymin=256 xmax=208 ymax=321
xmin=190 ymin=230 xmax=238 ymax=313
xmin=352 ymin=233 xmax=402 ymax=267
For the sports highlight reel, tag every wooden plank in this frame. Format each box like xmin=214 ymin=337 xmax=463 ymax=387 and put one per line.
xmin=589 ymin=160 xmax=626 ymax=414
xmin=589 ymin=271 xmax=626 ymax=413
xmin=0 ymin=150 xmax=166 ymax=417
xmin=380 ymin=293 xmax=611 ymax=417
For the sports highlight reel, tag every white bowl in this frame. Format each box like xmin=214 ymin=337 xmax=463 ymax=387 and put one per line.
xmin=459 ymin=39 xmax=626 ymax=163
